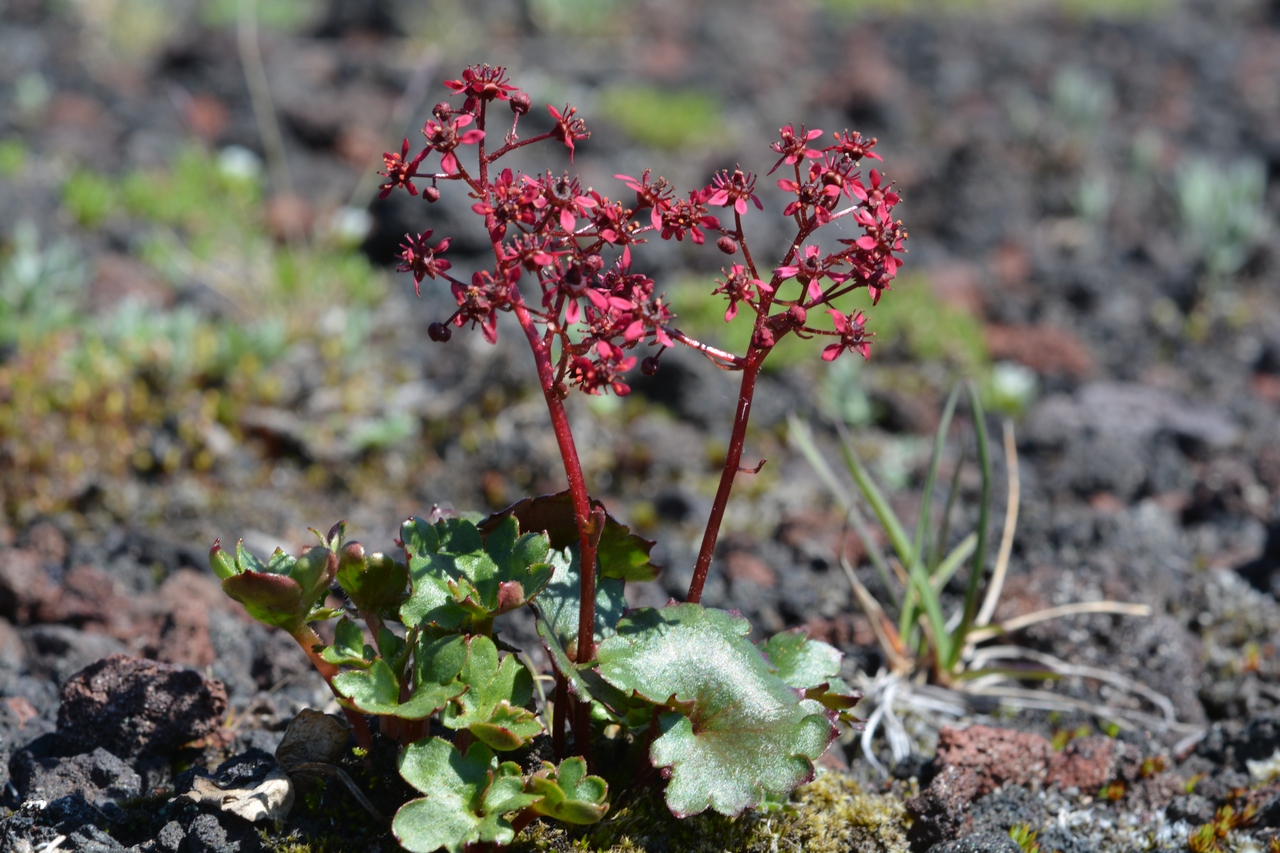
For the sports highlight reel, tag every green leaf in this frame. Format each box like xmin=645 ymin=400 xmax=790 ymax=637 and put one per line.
xmin=536 ymin=546 xmax=627 ymax=660
xmin=442 ymin=635 xmax=542 ymax=750
xmin=596 ymin=603 xmax=835 ymax=817
xmin=759 ymin=629 xmax=862 ymax=719
xmin=394 ymin=739 xmax=541 ymax=853
xmin=334 ymin=658 xmax=465 ymax=720
xmin=479 ymin=492 xmax=661 ymax=582
xmin=336 ymin=541 xmax=409 ymax=615
xmin=319 ymin=616 xmax=373 ymax=668
xmin=528 ymin=757 xmax=609 ymax=824
xmin=399 ymin=516 xmax=555 ymax=632
xmin=221 ymin=570 xmax=305 ymax=631
xmin=414 ymin=633 xmax=469 ymax=687
xmin=209 ymin=541 xmax=237 ymax=580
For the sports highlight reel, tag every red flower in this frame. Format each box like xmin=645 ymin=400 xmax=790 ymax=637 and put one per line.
xmin=533 ymin=172 xmax=598 ymax=233
xmin=826 ymin=130 xmax=881 ymax=163
xmin=615 ymin=170 xmax=674 ymax=230
xmin=547 ymin=104 xmax=589 ymax=164
xmin=378 ymin=139 xmax=426 ymax=199
xmin=706 ymin=169 xmax=763 ymax=215
xmin=712 ymin=264 xmax=771 ymax=322
xmin=768 ymin=124 xmax=824 ymax=175
xmin=658 ymin=190 xmax=720 ymax=244
xmin=422 ymin=114 xmax=484 ymax=175
xmin=821 ymin=309 xmax=871 ymax=361
xmin=444 ymin=64 xmax=520 ymax=112
xmin=397 ymin=230 xmax=452 ymax=294
xmin=774 ymin=245 xmax=848 ymax=302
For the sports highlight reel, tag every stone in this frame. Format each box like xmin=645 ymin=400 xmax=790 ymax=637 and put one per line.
xmin=55 ymin=655 xmax=228 ymax=760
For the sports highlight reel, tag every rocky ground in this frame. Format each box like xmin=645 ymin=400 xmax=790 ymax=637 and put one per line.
xmin=2 ymin=0 xmax=1280 ymax=850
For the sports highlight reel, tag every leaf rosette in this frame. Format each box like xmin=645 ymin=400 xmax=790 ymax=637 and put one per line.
xmin=399 ymin=515 xmax=555 ymax=632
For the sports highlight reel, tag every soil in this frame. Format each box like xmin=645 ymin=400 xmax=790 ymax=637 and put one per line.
xmin=2 ymin=0 xmax=1280 ymax=850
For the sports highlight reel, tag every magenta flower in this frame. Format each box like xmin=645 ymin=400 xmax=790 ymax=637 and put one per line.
xmin=422 ymin=114 xmax=484 ymax=175
xmin=547 ymin=104 xmax=589 ymax=164
xmin=712 ymin=265 xmax=771 ymax=322
xmin=821 ymin=308 xmax=871 ymax=361
xmin=397 ymin=230 xmax=452 ymax=294
xmin=444 ymin=64 xmax=520 ymax=112
xmin=706 ymin=169 xmax=763 ymax=215
xmin=768 ymin=125 xmax=824 ymax=175
xmin=378 ymin=139 xmax=426 ymax=199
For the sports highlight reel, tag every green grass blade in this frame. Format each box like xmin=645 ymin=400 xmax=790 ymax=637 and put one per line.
xmin=929 ymin=533 xmax=977 ymax=593
xmin=931 ymin=437 xmax=965 ymax=569
xmin=949 ymin=382 xmax=992 ymax=669
xmin=913 ymin=385 xmax=961 ymax=575
xmin=832 ymin=418 xmax=913 ymax=564
xmin=787 ymin=414 xmax=898 ymax=608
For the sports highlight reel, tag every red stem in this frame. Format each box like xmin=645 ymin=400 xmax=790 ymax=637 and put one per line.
xmin=290 ymin=624 xmax=373 ymax=749
xmin=686 ymin=353 xmax=765 ymax=604
xmin=508 ymin=296 xmax=599 ymax=753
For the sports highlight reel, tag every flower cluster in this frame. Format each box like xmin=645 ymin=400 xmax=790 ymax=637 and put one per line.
xmin=379 ymin=64 xmax=906 ymax=397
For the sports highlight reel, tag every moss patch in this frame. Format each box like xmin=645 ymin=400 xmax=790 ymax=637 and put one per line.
xmin=509 ymin=769 xmax=909 ymax=853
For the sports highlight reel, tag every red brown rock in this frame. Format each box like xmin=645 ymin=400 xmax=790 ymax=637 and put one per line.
xmin=55 ymin=654 xmax=228 ymax=760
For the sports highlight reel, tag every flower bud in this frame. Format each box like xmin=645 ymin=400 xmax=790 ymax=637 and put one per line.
xmin=788 ymin=304 xmax=807 ymax=326
xmin=423 ymin=185 xmax=441 ymax=203
xmin=510 ymin=91 xmax=531 ymax=115
xmin=432 ymin=102 xmax=453 ymax=121
xmin=641 ymin=356 xmax=660 ymax=376
xmin=752 ymin=326 xmax=776 ymax=350
xmin=716 ymin=236 xmax=738 ymax=255
xmin=585 ymin=254 xmax=605 ymax=273
xmin=553 ymin=382 xmax=569 ymax=400
xmin=428 ymin=322 xmax=452 ymax=342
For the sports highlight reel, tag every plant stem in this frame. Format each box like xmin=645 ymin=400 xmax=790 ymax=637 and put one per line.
xmin=509 ymin=296 xmax=599 ymax=751
xmin=290 ymin=624 xmax=373 ymax=749
xmin=687 ymin=353 xmax=764 ymax=603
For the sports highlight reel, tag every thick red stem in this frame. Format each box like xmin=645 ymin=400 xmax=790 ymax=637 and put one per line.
xmin=509 ymin=297 xmax=599 ymax=754
xmin=290 ymin=624 xmax=373 ymax=749
xmin=687 ymin=354 xmax=764 ymax=603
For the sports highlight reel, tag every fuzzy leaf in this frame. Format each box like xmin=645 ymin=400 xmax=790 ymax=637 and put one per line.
xmin=399 ymin=516 xmax=554 ymax=631
xmin=394 ymin=739 xmax=540 ymax=853
xmin=759 ymin=629 xmax=862 ymax=717
xmin=536 ymin=546 xmax=627 ymax=660
xmin=441 ymin=635 xmax=541 ymax=750
xmin=334 ymin=658 xmax=465 ymax=720
xmin=480 ymin=492 xmax=661 ymax=582
xmin=527 ymin=757 xmax=609 ymax=824
xmin=319 ymin=616 xmax=374 ymax=668
xmin=595 ymin=603 xmax=836 ymax=817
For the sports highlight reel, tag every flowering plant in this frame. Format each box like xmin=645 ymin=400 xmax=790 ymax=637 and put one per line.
xmin=212 ymin=64 xmax=905 ymax=853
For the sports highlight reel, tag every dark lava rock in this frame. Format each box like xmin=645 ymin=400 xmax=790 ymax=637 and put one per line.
xmin=9 ymin=746 xmax=141 ymax=818
xmin=185 ymin=812 xmax=240 ymax=853
xmin=55 ymin=654 xmax=228 ymax=761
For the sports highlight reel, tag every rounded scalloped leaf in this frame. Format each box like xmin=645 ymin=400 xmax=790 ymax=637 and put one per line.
xmin=479 ymin=492 xmax=661 ymax=582
xmin=441 ymin=635 xmax=540 ymax=749
xmin=394 ymin=739 xmax=540 ymax=853
xmin=759 ymin=629 xmax=863 ymax=716
xmin=528 ymin=757 xmax=609 ymax=825
xmin=595 ymin=603 xmax=836 ymax=817
xmin=319 ymin=616 xmax=373 ymax=668
xmin=333 ymin=658 xmax=465 ymax=720
xmin=537 ymin=546 xmax=627 ymax=659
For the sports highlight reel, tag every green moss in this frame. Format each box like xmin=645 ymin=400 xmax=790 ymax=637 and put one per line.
xmin=509 ymin=769 xmax=909 ymax=853
xmin=597 ymin=86 xmax=722 ymax=151
xmin=0 ymin=137 xmax=27 ymax=177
